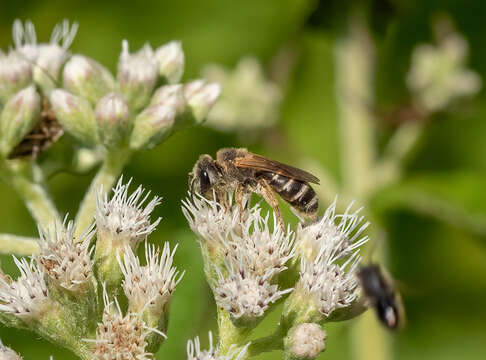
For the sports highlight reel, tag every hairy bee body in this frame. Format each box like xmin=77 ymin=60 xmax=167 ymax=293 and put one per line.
xmin=257 ymin=171 xmax=318 ymax=216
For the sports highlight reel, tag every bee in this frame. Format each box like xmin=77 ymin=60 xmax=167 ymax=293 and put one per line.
xmin=188 ymin=148 xmax=320 ymax=227
xmin=8 ymin=98 xmax=64 ymax=159
xmin=357 ymin=264 xmax=405 ymax=330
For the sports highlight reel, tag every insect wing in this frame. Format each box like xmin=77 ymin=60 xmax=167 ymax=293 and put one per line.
xmin=234 ymin=153 xmax=320 ymax=184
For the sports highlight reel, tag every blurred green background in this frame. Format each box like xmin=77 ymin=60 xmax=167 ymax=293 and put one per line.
xmin=1 ymin=0 xmax=486 ymax=359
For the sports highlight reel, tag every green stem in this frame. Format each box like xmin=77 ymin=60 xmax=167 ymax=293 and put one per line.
xmin=0 ymin=159 xmax=61 ymax=228
xmin=74 ymin=148 xmax=131 ymax=238
xmin=247 ymin=329 xmax=285 ymax=357
xmin=335 ymin=11 xmax=376 ymax=199
xmin=216 ymin=309 xmax=252 ymax=357
xmin=0 ymin=233 xmax=39 ymax=255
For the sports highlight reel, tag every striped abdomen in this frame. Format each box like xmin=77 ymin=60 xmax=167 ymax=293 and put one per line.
xmin=258 ymin=171 xmax=318 ymax=216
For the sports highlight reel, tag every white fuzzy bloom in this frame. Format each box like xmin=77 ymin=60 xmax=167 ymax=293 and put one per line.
xmin=0 ymin=340 xmax=22 ymax=360
xmin=118 ymin=242 xmax=184 ymax=313
xmin=182 ymin=192 xmax=254 ymax=255
xmin=202 ymin=57 xmax=282 ymax=133
xmin=289 ymin=323 xmax=327 ymax=359
xmin=0 ymin=256 xmax=50 ymax=318
xmin=214 ymin=261 xmax=292 ymax=321
xmin=96 ymin=177 xmax=162 ymax=245
xmin=407 ymin=21 xmax=481 ymax=112
xmin=293 ymin=200 xmax=369 ymax=317
xmin=90 ymin=285 xmax=164 ymax=360
xmin=38 ymin=219 xmax=95 ymax=292
xmin=296 ymin=198 xmax=369 ymax=261
xmin=187 ymin=332 xmax=249 ymax=360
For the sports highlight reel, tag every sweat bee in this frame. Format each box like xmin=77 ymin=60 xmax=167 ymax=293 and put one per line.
xmin=357 ymin=264 xmax=405 ymax=330
xmin=188 ymin=147 xmax=320 ymax=227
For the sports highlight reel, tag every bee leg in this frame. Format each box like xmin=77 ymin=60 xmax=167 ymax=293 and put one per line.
xmin=258 ymin=179 xmax=285 ymax=232
xmin=234 ymin=185 xmax=248 ymax=217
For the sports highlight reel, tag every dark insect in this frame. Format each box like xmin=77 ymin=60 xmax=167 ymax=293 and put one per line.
xmin=8 ymin=98 xmax=64 ymax=160
xmin=188 ymin=147 xmax=320 ymax=228
xmin=357 ymin=264 xmax=405 ymax=330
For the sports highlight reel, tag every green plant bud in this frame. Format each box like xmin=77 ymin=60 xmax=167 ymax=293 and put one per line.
xmin=129 ymin=102 xmax=176 ymax=150
xmin=33 ymin=44 xmax=68 ymax=95
xmin=50 ymin=89 xmax=98 ymax=145
xmin=184 ymin=80 xmax=221 ymax=123
xmin=63 ymin=55 xmax=116 ymax=105
xmin=0 ymin=85 xmax=40 ymax=157
xmin=118 ymin=40 xmax=158 ymax=111
xmin=0 ymin=52 xmax=33 ymax=105
xmin=155 ymin=41 xmax=185 ymax=84
xmin=95 ymin=92 xmax=131 ymax=148
xmin=150 ymin=84 xmax=186 ymax=112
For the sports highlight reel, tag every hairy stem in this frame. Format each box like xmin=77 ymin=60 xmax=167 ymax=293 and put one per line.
xmin=0 ymin=159 xmax=61 ymax=229
xmin=0 ymin=234 xmax=39 ymax=255
xmin=74 ymin=148 xmax=131 ymax=238
xmin=216 ymin=309 xmax=251 ymax=357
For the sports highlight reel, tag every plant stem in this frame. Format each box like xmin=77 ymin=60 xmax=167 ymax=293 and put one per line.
xmin=0 ymin=234 xmax=39 ymax=255
xmin=335 ymin=11 xmax=392 ymax=360
xmin=247 ymin=329 xmax=284 ymax=357
xmin=0 ymin=159 xmax=61 ymax=229
xmin=216 ymin=309 xmax=251 ymax=357
xmin=74 ymin=148 xmax=131 ymax=238
xmin=335 ymin=12 xmax=376 ymax=199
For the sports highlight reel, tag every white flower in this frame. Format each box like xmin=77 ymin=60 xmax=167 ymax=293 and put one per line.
xmin=0 ymin=256 xmax=50 ymax=318
xmin=293 ymin=200 xmax=369 ymax=318
xmin=118 ymin=40 xmax=158 ymax=110
xmin=187 ymin=332 xmax=249 ymax=360
xmin=38 ymin=219 xmax=95 ymax=293
xmin=118 ymin=242 xmax=184 ymax=314
xmin=202 ymin=57 xmax=282 ymax=133
xmin=155 ymin=41 xmax=185 ymax=84
xmin=90 ymin=285 xmax=165 ymax=360
xmin=407 ymin=20 xmax=481 ymax=112
xmin=0 ymin=340 xmax=22 ymax=360
xmin=12 ymin=19 xmax=78 ymax=92
xmin=182 ymin=192 xmax=254 ymax=256
xmin=296 ymin=198 xmax=369 ymax=261
xmin=214 ymin=260 xmax=291 ymax=321
xmin=96 ymin=177 xmax=162 ymax=246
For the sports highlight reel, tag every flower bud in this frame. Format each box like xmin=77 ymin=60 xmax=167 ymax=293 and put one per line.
xmin=0 ymin=52 xmax=32 ymax=104
xmin=50 ymin=89 xmax=97 ymax=145
xmin=117 ymin=40 xmax=158 ymax=111
xmin=33 ymin=44 xmax=68 ymax=95
xmin=0 ymin=85 xmax=41 ymax=156
xmin=0 ymin=340 xmax=22 ymax=360
xmin=286 ymin=323 xmax=327 ymax=359
xmin=155 ymin=41 xmax=184 ymax=84
xmin=150 ymin=84 xmax=186 ymax=113
xmin=129 ymin=103 xmax=176 ymax=150
xmin=184 ymin=80 xmax=221 ymax=123
xmin=63 ymin=55 xmax=116 ymax=105
xmin=95 ymin=93 xmax=131 ymax=148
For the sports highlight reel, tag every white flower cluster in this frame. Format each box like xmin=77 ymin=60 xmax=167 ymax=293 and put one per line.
xmin=202 ymin=57 xmax=282 ymax=134
xmin=407 ymin=18 xmax=481 ymax=112
xmin=118 ymin=242 xmax=184 ymax=314
xmin=183 ymin=193 xmax=295 ymax=322
xmin=187 ymin=332 xmax=249 ymax=360
xmin=294 ymin=199 xmax=369 ymax=318
xmin=95 ymin=177 xmax=162 ymax=246
xmin=38 ymin=219 xmax=95 ymax=292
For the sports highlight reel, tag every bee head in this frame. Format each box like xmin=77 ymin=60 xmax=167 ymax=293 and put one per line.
xmin=189 ymin=154 xmax=222 ymax=197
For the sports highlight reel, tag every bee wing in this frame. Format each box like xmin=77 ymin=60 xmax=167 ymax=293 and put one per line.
xmin=234 ymin=153 xmax=320 ymax=184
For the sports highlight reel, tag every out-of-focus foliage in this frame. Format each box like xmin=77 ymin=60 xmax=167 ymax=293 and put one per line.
xmin=0 ymin=0 xmax=485 ymax=359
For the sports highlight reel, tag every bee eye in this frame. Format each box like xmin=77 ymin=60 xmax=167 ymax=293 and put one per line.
xmin=200 ymin=169 xmax=211 ymax=191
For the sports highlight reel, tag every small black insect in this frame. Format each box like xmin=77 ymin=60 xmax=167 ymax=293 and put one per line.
xmin=357 ymin=264 xmax=404 ymax=330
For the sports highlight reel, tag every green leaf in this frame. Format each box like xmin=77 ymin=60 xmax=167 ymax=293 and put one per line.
xmin=371 ymin=171 xmax=486 ymax=237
